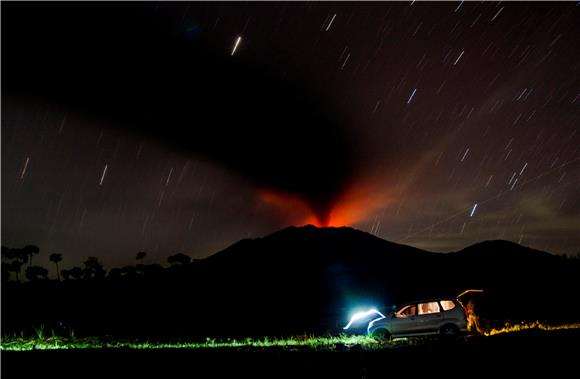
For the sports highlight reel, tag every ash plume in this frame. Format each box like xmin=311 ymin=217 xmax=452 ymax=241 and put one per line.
xmin=2 ymin=4 xmax=360 ymax=225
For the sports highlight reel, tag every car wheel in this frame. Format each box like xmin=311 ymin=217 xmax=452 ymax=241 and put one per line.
xmin=440 ymin=324 xmax=459 ymax=342
xmin=370 ymin=328 xmax=392 ymax=342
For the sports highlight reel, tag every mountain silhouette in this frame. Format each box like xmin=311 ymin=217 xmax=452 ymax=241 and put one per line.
xmin=182 ymin=225 xmax=579 ymax=336
xmin=2 ymin=225 xmax=578 ymax=338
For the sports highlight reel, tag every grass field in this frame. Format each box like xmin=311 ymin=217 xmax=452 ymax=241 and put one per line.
xmin=3 ymin=327 xmax=579 ymax=378
xmin=2 ymin=321 xmax=579 ymax=351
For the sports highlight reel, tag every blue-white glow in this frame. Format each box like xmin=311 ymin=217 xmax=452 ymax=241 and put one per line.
xmin=343 ymin=308 xmax=385 ymax=330
xmin=367 ymin=314 xmax=387 ymax=334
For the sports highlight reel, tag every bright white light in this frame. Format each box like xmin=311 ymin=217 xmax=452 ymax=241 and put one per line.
xmin=325 ymin=14 xmax=336 ymax=31
xmin=367 ymin=314 xmax=387 ymax=334
xmin=470 ymin=203 xmax=478 ymax=217
xmin=99 ymin=164 xmax=108 ymax=186
xmin=453 ymin=50 xmax=464 ymax=65
xmin=231 ymin=36 xmax=242 ymax=56
xmin=20 ymin=156 xmax=30 ymax=180
xmin=407 ymin=88 xmax=417 ymax=104
xmin=460 ymin=147 xmax=470 ymax=162
xmin=491 ymin=7 xmax=504 ymax=22
xmin=343 ymin=308 xmax=385 ymax=330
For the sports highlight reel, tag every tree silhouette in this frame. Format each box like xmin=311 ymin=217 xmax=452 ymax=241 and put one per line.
xmin=83 ymin=257 xmax=106 ymax=279
xmin=1 ymin=246 xmax=16 ymax=261
xmin=2 ymin=262 xmax=12 ymax=282
xmin=22 ymin=245 xmax=40 ymax=267
xmin=49 ymin=253 xmax=63 ymax=281
xmin=167 ymin=253 xmax=191 ymax=266
xmin=8 ymin=260 xmax=23 ymax=282
xmin=25 ymin=265 xmax=48 ymax=281
xmin=69 ymin=266 xmax=83 ymax=280
xmin=14 ymin=249 xmax=29 ymax=266
xmin=121 ymin=265 xmax=137 ymax=279
xmin=60 ymin=269 xmax=71 ymax=281
xmin=1 ymin=246 xmax=21 ymax=281
xmin=136 ymin=251 xmax=147 ymax=265
xmin=108 ymin=267 xmax=122 ymax=279
xmin=143 ymin=263 xmax=164 ymax=277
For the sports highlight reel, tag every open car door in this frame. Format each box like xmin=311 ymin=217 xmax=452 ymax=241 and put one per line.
xmin=456 ymin=289 xmax=484 ymax=333
xmin=456 ymin=289 xmax=484 ymax=305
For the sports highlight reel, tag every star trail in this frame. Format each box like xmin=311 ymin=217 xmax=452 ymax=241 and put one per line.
xmin=2 ymin=2 xmax=579 ymax=271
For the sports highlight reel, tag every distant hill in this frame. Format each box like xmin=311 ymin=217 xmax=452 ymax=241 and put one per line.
xmin=191 ymin=226 xmax=578 ymax=334
xmin=2 ymin=225 xmax=579 ymax=337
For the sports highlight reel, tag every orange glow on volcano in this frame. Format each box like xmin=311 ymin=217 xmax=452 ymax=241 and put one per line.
xmin=260 ymin=179 xmax=389 ymax=228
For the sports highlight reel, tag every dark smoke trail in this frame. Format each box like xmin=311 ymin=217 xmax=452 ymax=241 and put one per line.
xmin=2 ymin=4 xmax=359 ymax=224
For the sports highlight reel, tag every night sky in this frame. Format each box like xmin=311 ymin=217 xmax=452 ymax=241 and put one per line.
xmin=2 ymin=2 xmax=579 ymax=270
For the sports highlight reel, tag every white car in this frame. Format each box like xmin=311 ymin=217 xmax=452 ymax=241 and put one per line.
xmin=367 ymin=298 xmax=469 ymax=340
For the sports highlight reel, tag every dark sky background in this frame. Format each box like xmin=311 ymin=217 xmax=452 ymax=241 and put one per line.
xmin=2 ymin=2 xmax=579 ymax=271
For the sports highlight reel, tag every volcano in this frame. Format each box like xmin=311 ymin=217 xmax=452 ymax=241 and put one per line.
xmin=3 ymin=226 xmax=579 ymax=338
xmin=146 ymin=225 xmax=579 ymax=336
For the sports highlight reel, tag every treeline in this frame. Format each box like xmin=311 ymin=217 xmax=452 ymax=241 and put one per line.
xmin=1 ymin=245 xmax=194 ymax=283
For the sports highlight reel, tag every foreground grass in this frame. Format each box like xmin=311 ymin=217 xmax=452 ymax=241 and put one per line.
xmin=0 ymin=333 xmax=385 ymax=351
xmin=2 ymin=321 xmax=579 ymax=351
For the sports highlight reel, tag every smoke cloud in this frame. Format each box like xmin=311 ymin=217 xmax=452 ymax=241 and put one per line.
xmin=3 ymin=4 xmax=360 ymax=226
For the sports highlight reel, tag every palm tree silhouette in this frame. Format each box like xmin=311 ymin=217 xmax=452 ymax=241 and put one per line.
xmin=49 ymin=253 xmax=63 ymax=281
xmin=22 ymin=245 xmax=40 ymax=267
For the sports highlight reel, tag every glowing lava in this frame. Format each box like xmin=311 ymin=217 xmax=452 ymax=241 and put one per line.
xmin=260 ymin=179 xmax=389 ymax=228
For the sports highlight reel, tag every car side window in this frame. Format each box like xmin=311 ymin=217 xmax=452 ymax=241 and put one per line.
xmin=440 ymin=300 xmax=456 ymax=311
xmin=418 ymin=302 xmax=440 ymax=315
xmin=396 ymin=305 xmax=417 ymax=318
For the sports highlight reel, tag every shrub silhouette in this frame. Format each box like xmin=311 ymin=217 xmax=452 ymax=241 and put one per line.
xmin=108 ymin=267 xmax=122 ymax=279
xmin=120 ymin=266 xmax=137 ymax=279
xmin=2 ymin=262 xmax=12 ymax=282
xmin=143 ymin=263 xmax=163 ymax=277
xmin=25 ymin=265 xmax=48 ymax=281
xmin=167 ymin=253 xmax=191 ymax=266
xmin=83 ymin=257 xmax=106 ymax=279
xmin=69 ymin=266 xmax=83 ymax=280
xmin=8 ymin=260 xmax=23 ymax=282
xmin=60 ymin=269 xmax=71 ymax=281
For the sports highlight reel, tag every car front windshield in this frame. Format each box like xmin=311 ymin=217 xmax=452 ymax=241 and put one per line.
xmin=396 ymin=305 xmax=417 ymax=318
